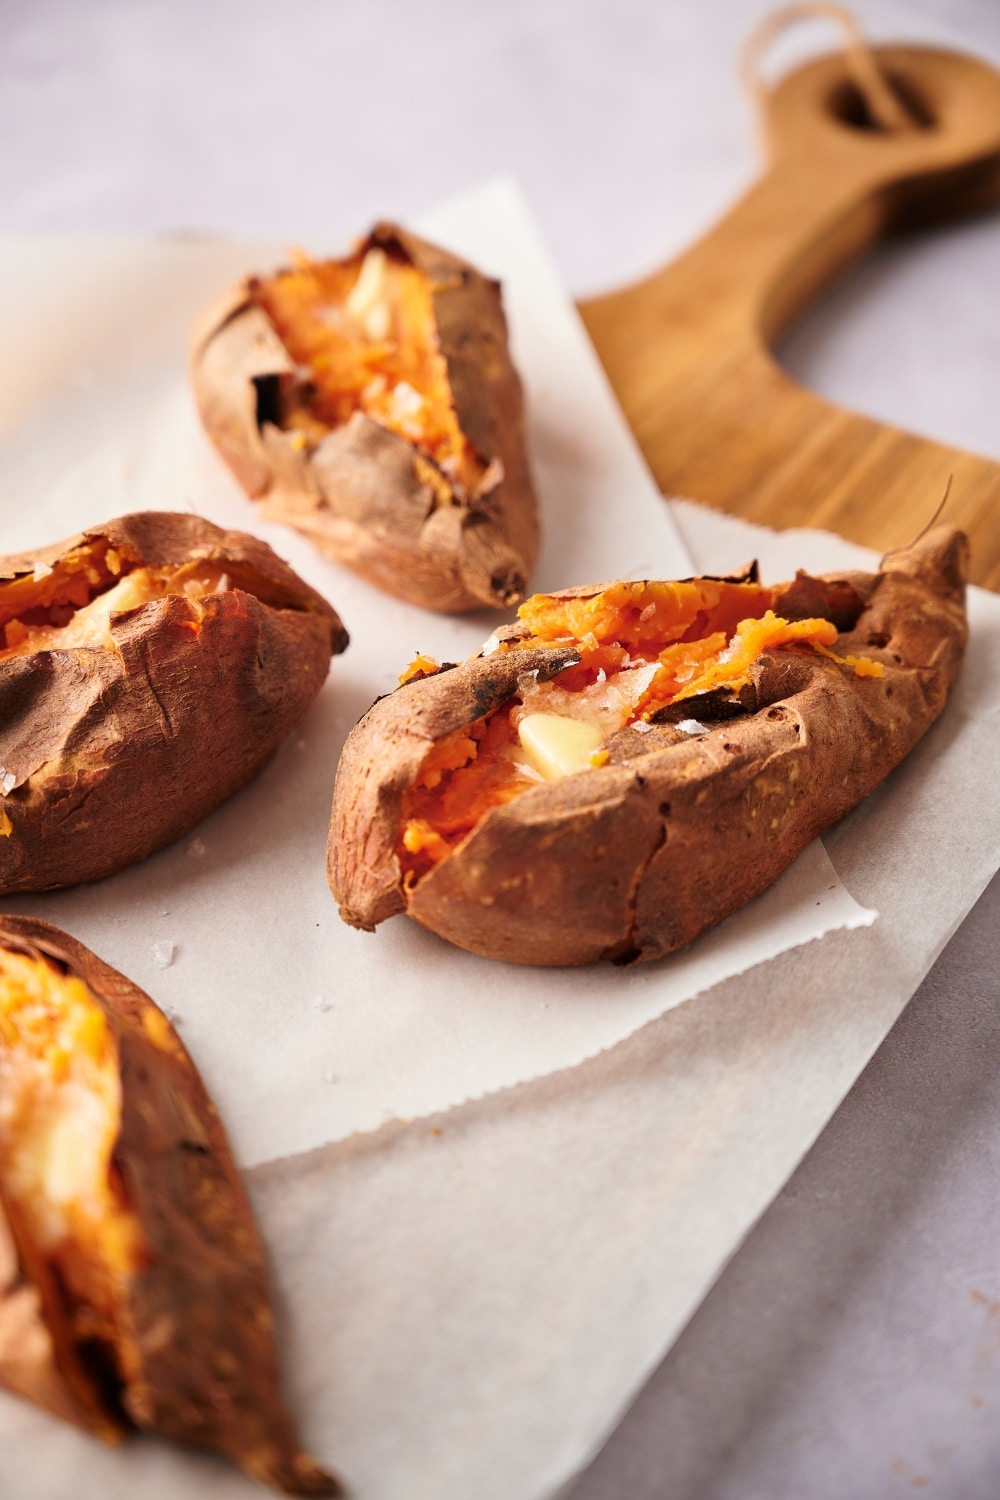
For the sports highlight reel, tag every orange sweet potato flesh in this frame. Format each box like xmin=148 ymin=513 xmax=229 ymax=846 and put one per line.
xmin=0 ymin=512 xmax=347 ymax=893
xmin=328 ymin=528 xmax=968 ymax=966
xmin=190 ymin=224 xmax=539 ymax=613
xmin=0 ymin=916 xmax=338 ymax=1494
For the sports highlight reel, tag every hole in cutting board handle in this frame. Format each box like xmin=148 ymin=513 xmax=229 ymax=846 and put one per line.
xmin=826 ymin=73 xmax=936 ymax=132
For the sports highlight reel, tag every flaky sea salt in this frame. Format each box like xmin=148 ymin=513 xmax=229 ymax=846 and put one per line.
xmin=151 ymin=940 xmax=176 ymax=968
xmin=390 ymin=380 xmax=423 ymax=419
xmin=361 ymin=373 xmax=387 ymax=401
xmin=316 ymin=306 xmax=348 ymax=333
xmin=676 ymin=719 xmax=709 ymax=735
xmin=0 ymin=770 xmax=15 ymax=795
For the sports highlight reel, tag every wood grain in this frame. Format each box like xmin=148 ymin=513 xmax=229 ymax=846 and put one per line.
xmin=580 ymin=45 xmax=1000 ymax=588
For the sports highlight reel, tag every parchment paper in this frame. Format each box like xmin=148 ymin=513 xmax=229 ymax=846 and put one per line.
xmin=2 ymin=181 xmax=998 ymax=1500
xmin=0 ymin=180 xmax=874 ymax=1167
xmin=1 ymin=505 xmax=997 ymax=1500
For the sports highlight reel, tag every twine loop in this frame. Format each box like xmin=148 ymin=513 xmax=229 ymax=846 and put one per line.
xmin=742 ymin=3 xmax=920 ymax=132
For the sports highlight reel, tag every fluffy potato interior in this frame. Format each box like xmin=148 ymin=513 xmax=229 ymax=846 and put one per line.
xmin=255 ymin=246 xmax=483 ymax=492
xmin=0 ymin=948 xmax=145 ymax=1395
xmin=0 ymin=542 xmax=232 ymax=661
xmin=398 ymin=577 xmax=873 ymax=881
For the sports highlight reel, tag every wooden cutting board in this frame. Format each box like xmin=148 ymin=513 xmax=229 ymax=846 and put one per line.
xmin=580 ymin=43 xmax=1000 ymax=589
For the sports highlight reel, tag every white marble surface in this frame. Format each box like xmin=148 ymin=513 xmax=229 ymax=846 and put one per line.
xmin=1 ymin=2 xmax=999 ymax=1497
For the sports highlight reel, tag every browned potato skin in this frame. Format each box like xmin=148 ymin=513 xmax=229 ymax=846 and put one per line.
xmin=329 ymin=528 xmax=968 ymax=967
xmin=0 ymin=916 xmax=338 ymax=1494
xmin=1 ymin=1189 xmax=121 ymax=1441
xmin=0 ymin=512 xmax=348 ymax=894
xmin=190 ymin=224 xmax=540 ymax=613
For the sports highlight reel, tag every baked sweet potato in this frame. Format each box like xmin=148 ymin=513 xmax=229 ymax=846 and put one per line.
xmin=0 ymin=512 xmax=347 ymax=893
xmin=329 ymin=528 xmax=968 ymax=966
xmin=0 ymin=916 xmax=337 ymax=1493
xmin=190 ymin=224 xmax=539 ymax=613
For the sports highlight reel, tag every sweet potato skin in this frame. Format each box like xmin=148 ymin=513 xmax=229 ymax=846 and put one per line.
xmin=0 ymin=513 xmax=348 ymax=893
xmin=0 ymin=915 xmax=338 ymax=1495
xmin=0 ymin=1192 xmax=123 ymax=1441
xmin=328 ymin=528 xmax=968 ymax=966
xmin=190 ymin=224 xmax=540 ymax=613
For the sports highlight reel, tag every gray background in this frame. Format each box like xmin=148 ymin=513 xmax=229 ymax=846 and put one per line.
xmin=2 ymin=2 xmax=998 ymax=1496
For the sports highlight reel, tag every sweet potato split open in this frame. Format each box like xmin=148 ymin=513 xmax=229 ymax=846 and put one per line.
xmin=330 ymin=530 xmax=966 ymax=966
xmin=194 ymin=227 xmax=538 ymax=613
xmin=0 ymin=515 xmax=346 ymax=896
xmin=399 ymin=576 xmax=875 ymax=881
xmin=0 ymin=920 xmax=340 ymax=1493
xmin=255 ymin=246 xmax=483 ymax=494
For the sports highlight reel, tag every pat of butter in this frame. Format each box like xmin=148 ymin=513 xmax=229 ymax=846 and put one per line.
xmin=41 ymin=1111 xmax=90 ymax=1205
xmin=517 ymin=713 xmax=605 ymax=780
xmin=346 ymin=248 xmax=391 ymax=341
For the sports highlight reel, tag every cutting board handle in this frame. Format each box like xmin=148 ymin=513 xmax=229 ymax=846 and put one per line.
xmin=581 ymin=44 xmax=1000 ymax=587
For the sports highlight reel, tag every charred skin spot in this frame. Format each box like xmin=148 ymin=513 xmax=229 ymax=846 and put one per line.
xmin=252 ymin=373 xmax=283 ymax=432
xmin=490 ymin=569 xmax=525 ymax=608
